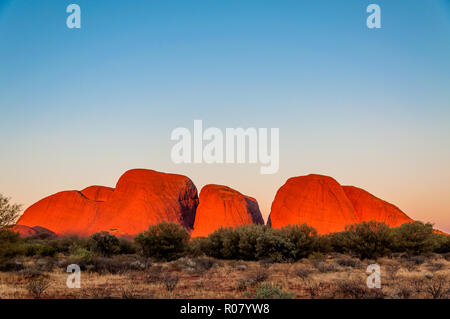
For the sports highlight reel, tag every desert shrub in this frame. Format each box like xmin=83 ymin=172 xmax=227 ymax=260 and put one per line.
xmin=294 ymin=264 xmax=314 ymax=281
xmin=330 ymin=221 xmax=392 ymax=259
xmin=314 ymin=261 xmax=340 ymax=273
xmin=237 ymin=225 xmax=269 ymax=260
xmin=0 ymin=258 xmax=24 ymax=272
xmin=278 ymin=224 xmax=318 ymax=260
xmin=135 ymin=222 xmax=190 ymax=261
xmin=314 ymin=234 xmax=332 ymax=254
xmin=0 ymin=228 xmax=21 ymax=243
xmin=334 ymin=279 xmax=383 ymax=299
xmin=0 ymin=194 xmax=22 ymax=228
xmin=161 ymin=273 xmax=179 ymax=292
xmin=202 ymin=227 xmax=238 ymax=259
xmin=335 ymin=257 xmax=361 ymax=268
xmin=236 ymin=267 xmax=269 ymax=291
xmin=434 ymin=235 xmax=450 ymax=253
xmin=255 ymin=230 xmax=295 ymax=262
xmin=118 ymin=237 xmax=137 ymax=254
xmin=36 ymin=245 xmax=57 ymax=257
xmin=146 ymin=265 xmax=165 ymax=283
xmin=88 ymin=232 xmax=121 ymax=257
xmin=426 ymin=275 xmax=449 ymax=299
xmin=61 ymin=255 xmax=146 ymax=274
xmin=186 ymin=237 xmax=209 ymax=257
xmin=172 ymin=257 xmax=216 ymax=275
xmin=25 ymin=276 xmax=50 ymax=299
xmin=391 ymin=222 xmax=440 ymax=255
xmin=201 ymin=225 xmax=319 ymax=262
xmin=247 ymin=283 xmax=294 ymax=299
xmin=45 ymin=235 xmax=89 ymax=255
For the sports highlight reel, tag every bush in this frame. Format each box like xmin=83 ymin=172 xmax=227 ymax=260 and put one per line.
xmin=390 ymin=222 xmax=440 ymax=255
xmin=330 ymin=221 xmax=392 ymax=259
xmin=0 ymin=229 xmax=21 ymax=243
xmin=434 ymin=235 xmax=450 ymax=254
xmin=247 ymin=283 xmax=294 ymax=299
xmin=202 ymin=225 xmax=317 ymax=262
xmin=25 ymin=276 xmax=50 ymax=299
xmin=135 ymin=221 xmax=190 ymax=261
xmin=88 ymin=232 xmax=121 ymax=257
xmin=118 ymin=237 xmax=137 ymax=254
xmin=255 ymin=230 xmax=295 ymax=262
xmin=36 ymin=245 xmax=57 ymax=257
xmin=237 ymin=225 xmax=269 ymax=260
xmin=47 ymin=235 xmax=89 ymax=255
xmin=279 ymin=224 xmax=317 ymax=259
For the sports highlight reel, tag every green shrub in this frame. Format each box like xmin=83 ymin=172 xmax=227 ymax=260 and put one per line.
xmin=88 ymin=232 xmax=121 ymax=257
xmin=246 ymin=283 xmax=295 ymax=299
xmin=203 ymin=227 xmax=240 ymax=259
xmin=237 ymin=225 xmax=269 ymax=260
xmin=255 ymin=230 xmax=295 ymax=262
xmin=36 ymin=245 xmax=57 ymax=257
xmin=330 ymin=221 xmax=392 ymax=259
xmin=118 ymin=237 xmax=137 ymax=254
xmin=202 ymin=225 xmax=317 ymax=262
xmin=0 ymin=229 xmax=21 ymax=243
xmin=390 ymin=222 xmax=439 ymax=255
xmin=135 ymin=221 xmax=190 ymax=261
xmin=279 ymin=224 xmax=317 ymax=259
xmin=434 ymin=235 xmax=450 ymax=253
xmin=187 ymin=237 xmax=209 ymax=257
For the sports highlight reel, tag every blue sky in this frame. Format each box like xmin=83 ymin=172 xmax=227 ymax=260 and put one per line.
xmin=0 ymin=0 xmax=449 ymax=231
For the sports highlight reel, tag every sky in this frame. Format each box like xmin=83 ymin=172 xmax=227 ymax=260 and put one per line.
xmin=0 ymin=0 xmax=449 ymax=232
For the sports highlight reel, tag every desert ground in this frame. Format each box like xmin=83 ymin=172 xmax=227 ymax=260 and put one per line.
xmin=0 ymin=253 xmax=448 ymax=299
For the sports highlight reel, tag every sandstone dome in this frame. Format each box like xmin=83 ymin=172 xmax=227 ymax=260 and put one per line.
xmin=268 ymin=174 xmax=416 ymax=234
xmin=191 ymin=184 xmax=264 ymax=237
xmin=16 ymin=169 xmax=199 ymax=237
xmin=342 ymin=185 xmax=413 ymax=227
xmin=268 ymin=174 xmax=360 ymax=234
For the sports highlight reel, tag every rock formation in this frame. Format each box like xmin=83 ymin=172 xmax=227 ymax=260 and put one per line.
xmin=268 ymin=174 xmax=416 ymax=234
xmin=342 ymin=186 xmax=413 ymax=227
xmin=191 ymin=185 xmax=264 ymax=237
xmin=268 ymin=174 xmax=360 ymax=234
xmin=16 ymin=169 xmax=199 ymax=237
xmin=10 ymin=225 xmax=56 ymax=238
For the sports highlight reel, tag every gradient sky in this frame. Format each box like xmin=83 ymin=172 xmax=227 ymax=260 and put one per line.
xmin=1 ymin=0 xmax=449 ymax=232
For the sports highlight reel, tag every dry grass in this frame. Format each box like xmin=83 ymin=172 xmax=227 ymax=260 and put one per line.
xmin=0 ymin=254 xmax=448 ymax=299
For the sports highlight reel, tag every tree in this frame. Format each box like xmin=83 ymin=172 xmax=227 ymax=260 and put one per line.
xmin=0 ymin=194 xmax=22 ymax=229
xmin=391 ymin=221 xmax=440 ymax=255
xmin=88 ymin=231 xmax=121 ymax=256
xmin=135 ymin=221 xmax=190 ymax=261
xmin=334 ymin=221 xmax=392 ymax=259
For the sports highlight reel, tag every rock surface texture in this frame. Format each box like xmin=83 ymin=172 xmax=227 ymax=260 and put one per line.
xmin=191 ymin=184 xmax=264 ymax=237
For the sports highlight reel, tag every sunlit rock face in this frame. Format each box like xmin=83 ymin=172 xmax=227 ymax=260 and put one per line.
xmin=268 ymin=174 xmax=415 ymax=234
xmin=268 ymin=174 xmax=360 ymax=234
xmin=342 ymin=186 xmax=413 ymax=227
xmin=16 ymin=169 xmax=199 ymax=237
xmin=11 ymin=225 xmax=56 ymax=238
xmin=191 ymin=184 xmax=264 ymax=237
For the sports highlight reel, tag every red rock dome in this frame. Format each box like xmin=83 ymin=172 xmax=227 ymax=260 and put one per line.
xmin=268 ymin=174 xmax=359 ymax=234
xmin=191 ymin=184 xmax=264 ymax=237
xmin=342 ymin=186 xmax=413 ymax=227
xmin=16 ymin=169 xmax=199 ymax=237
xmin=80 ymin=186 xmax=114 ymax=202
xmin=10 ymin=225 xmax=56 ymax=238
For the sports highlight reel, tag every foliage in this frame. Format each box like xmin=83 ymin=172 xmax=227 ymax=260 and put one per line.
xmin=135 ymin=221 xmax=190 ymax=261
xmin=390 ymin=222 xmax=440 ymax=255
xmin=329 ymin=221 xmax=392 ymax=259
xmin=246 ymin=283 xmax=295 ymax=299
xmin=0 ymin=194 xmax=21 ymax=228
xmin=88 ymin=232 xmax=121 ymax=256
